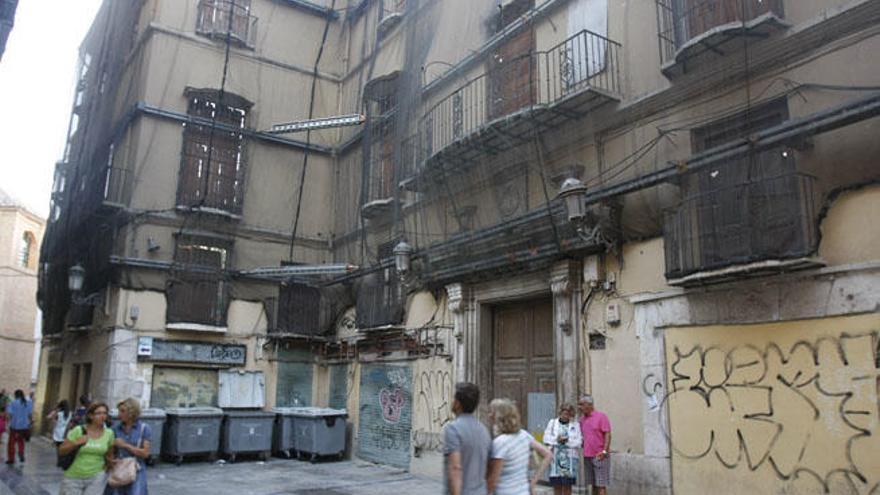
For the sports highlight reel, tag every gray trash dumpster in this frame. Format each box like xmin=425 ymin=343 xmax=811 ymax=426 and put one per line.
xmin=162 ymin=407 xmax=223 ymax=465
xmin=289 ymin=407 xmax=347 ymax=461
xmin=272 ymin=407 xmax=299 ymax=458
xmin=220 ymin=410 xmax=274 ymax=462
xmin=108 ymin=408 xmax=166 ymax=465
xmin=140 ymin=409 xmax=166 ymax=464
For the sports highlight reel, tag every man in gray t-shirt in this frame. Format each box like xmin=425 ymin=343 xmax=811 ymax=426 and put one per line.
xmin=444 ymin=382 xmax=492 ymax=495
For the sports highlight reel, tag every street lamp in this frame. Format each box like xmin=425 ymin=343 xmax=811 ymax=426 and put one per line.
xmin=558 ymin=177 xmax=587 ymax=222
xmin=68 ymin=263 xmax=86 ymax=293
xmin=393 ymin=240 xmax=414 ymax=274
xmin=68 ymin=263 xmax=103 ymax=306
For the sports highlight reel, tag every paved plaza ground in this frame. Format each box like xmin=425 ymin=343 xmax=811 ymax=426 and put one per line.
xmin=0 ymin=435 xmax=443 ymax=495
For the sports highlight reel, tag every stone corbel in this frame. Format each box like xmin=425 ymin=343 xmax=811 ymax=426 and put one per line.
xmin=446 ymin=283 xmax=467 ymax=341
xmin=550 ymin=270 xmax=573 ymax=334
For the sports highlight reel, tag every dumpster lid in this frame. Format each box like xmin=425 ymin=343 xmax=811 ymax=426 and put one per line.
xmin=164 ymin=407 xmax=224 ymax=416
xmin=222 ymin=409 xmax=274 ymax=417
xmin=109 ymin=407 xmax=167 ymax=419
xmin=286 ymin=407 xmax=348 ymax=417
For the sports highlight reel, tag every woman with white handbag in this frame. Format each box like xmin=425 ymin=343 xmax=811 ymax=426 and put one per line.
xmin=542 ymin=403 xmax=582 ymax=495
xmin=106 ymin=398 xmax=152 ymax=495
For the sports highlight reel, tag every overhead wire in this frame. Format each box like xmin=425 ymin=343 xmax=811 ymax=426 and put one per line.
xmin=288 ymin=0 xmax=338 ymax=262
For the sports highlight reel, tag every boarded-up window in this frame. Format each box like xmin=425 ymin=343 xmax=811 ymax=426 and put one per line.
xmin=166 ymin=236 xmax=230 ymax=326
xmin=276 ymin=282 xmax=322 ymax=335
xmin=150 ymin=367 xmax=218 ymax=408
xmin=177 ymin=88 xmax=250 ymax=214
xmin=488 ymin=0 xmax=535 ymax=120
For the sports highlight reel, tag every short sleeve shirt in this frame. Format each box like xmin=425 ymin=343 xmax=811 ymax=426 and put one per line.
xmin=65 ymin=426 xmax=115 ymax=479
xmin=579 ymin=411 xmax=611 ymax=457
xmin=443 ymin=414 xmax=492 ymax=495
xmin=112 ymin=420 xmax=152 ymax=470
xmin=491 ymin=430 xmax=534 ymax=495
xmin=7 ymin=399 xmax=32 ymax=430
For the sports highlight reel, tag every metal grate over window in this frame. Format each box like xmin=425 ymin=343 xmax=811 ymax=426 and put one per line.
xmin=664 ymin=99 xmax=818 ymax=280
xmin=275 ymin=282 xmax=322 ymax=335
xmin=196 ymin=0 xmax=258 ymax=48
xmin=166 ymin=236 xmax=230 ymax=326
xmin=177 ymin=88 xmax=250 ymax=215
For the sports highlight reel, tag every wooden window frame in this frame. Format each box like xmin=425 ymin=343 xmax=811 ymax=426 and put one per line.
xmin=176 ymin=88 xmax=251 ymax=215
xmin=166 ymin=235 xmax=232 ymax=327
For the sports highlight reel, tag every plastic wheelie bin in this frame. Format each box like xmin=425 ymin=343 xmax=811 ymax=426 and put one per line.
xmin=162 ymin=407 xmax=223 ymax=465
xmin=272 ymin=407 xmax=299 ymax=458
xmin=220 ymin=410 xmax=274 ymax=462
xmin=140 ymin=408 xmax=167 ymax=464
xmin=289 ymin=407 xmax=347 ymax=462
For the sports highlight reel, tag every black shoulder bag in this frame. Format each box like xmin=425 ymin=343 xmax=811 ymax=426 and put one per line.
xmin=57 ymin=426 xmax=84 ymax=470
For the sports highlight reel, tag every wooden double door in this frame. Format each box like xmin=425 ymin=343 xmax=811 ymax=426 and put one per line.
xmin=492 ymin=298 xmax=555 ymax=428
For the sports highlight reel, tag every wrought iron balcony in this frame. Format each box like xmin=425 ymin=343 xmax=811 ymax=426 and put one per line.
xmin=663 ymin=170 xmax=819 ymax=285
xmin=656 ymin=0 xmax=787 ymax=75
xmin=196 ymin=0 xmax=258 ymax=48
xmin=402 ymin=29 xmax=621 ymax=188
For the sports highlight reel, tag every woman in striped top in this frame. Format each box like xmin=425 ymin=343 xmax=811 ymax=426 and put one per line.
xmin=487 ymin=399 xmax=552 ymax=495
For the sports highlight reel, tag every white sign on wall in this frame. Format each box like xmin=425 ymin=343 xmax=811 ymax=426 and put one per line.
xmin=137 ymin=337 xmax=153 ymax=357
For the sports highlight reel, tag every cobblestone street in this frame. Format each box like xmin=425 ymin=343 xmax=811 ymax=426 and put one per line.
xmin=0 ymin=437 xmax=442 ymax=495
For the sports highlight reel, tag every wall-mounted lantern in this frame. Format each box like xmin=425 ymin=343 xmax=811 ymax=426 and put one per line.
xmin=558 ymin=177 xmax=587 ymax=222
xmin=393 ymin=240 xmax=414 ymax=274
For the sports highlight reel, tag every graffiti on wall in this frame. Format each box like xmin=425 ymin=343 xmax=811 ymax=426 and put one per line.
xmin=358 ymin=364 xmax=413 ymax=468
xmin=381 ymin=387 xmax=405 ymax=423
xmin=660 ymin=314 xmax=880 ymax=494
xmin=411 ymin=358 xmax=454 ymax=455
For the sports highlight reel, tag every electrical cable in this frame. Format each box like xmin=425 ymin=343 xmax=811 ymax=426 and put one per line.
xmin=289 ymin=0 xmax=338 ymax=262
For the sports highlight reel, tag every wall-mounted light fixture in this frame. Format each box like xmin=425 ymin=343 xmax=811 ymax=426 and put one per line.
xmin=558 ymin=177 xmax=587 ymax=222
xmin=557 ymin=178 xmax=621 ymax=250
xmin=393 ymin=240 xmax=414 ymax=274
xmin=68 ymin=263 xmax=103 ymax=306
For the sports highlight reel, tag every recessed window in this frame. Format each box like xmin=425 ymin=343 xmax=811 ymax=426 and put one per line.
xmin=195 ymin=0 xmax=257 ymax=48
xmin=18 ymin=231 xmax=35 ymax=268
xmin=664 ymin=98 xmax=818 ymax=281
xmin=166 ymin=236 xmax=231 ymax=326
xmin=177 ymin=88 xmax=251 ymax=215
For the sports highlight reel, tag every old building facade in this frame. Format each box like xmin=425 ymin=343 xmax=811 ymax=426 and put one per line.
xmin=38 ymin=0 xmax=880 ymax=493
xmin=0 ymin=189 xmax=44 ymax=394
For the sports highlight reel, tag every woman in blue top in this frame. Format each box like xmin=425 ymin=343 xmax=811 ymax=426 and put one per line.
xmin=5 ymin=389 xmax=32 ymax=465
xmin=106 ymin=398 xmax=151 ymax=495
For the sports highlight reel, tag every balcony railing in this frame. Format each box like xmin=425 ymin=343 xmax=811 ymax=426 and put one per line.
xmin=418 ymin=29 xmax=621 ymax=168
xmin=664 ymin=171 xmax=817 ymax=282
xmin=196 ymin=0 xmax=258 ymax=48
xmin=657 ymin=0 xmax=785 ymax=67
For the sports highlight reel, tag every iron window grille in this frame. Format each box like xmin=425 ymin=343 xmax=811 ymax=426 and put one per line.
xmin=274 ymin=281 xmax=323 ymax=335
xmin=356 ymin=240 xmax=405 ymax=329
xmin=364 ymin=74 xmax=401 ymax=204
xmin=196 ymin=0 xmax=258 ymax=48
xmin=176 ymin=88 xmax=251 ymax=215
xmin=663 ymin=99 xmax=818 ymax=280
xmin=166 ymin=236 xmax=231 ymax=326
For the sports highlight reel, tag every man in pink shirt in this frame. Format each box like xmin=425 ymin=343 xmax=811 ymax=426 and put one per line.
xmin=577 ymin=395 xmax=611 ymax=495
